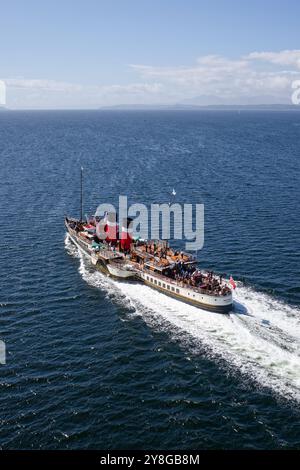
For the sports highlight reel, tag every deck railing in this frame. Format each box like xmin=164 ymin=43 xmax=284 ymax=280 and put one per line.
xmin=132 ymin=264 xmax=231 ymax=297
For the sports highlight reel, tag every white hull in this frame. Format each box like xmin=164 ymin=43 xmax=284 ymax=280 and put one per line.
xmin=68 ymin=231 xmax=135 ymax=278
xmin=66 ymin=226 xmax=232 ymax=313
xmin=137 ymin=270 xmax=232 ymax=313
xmin=107 ymin=264 xmax=135 ymax=278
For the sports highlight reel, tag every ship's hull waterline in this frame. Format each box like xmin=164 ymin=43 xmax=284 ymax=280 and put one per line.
xmin=66 ymin=226 xmax=233 ymax=314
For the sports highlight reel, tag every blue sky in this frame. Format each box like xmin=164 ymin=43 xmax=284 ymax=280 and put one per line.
xmin=1 ymin=0 xmax=300 ymax=108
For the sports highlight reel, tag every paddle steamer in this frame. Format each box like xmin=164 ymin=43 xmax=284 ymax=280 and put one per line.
xmin=65 ymin=170 xmax=233 ymax=313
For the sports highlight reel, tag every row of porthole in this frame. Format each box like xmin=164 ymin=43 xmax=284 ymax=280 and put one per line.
xmin=145 ymin=275 xmax=180 ymax=294
xmin=144 ymin=274 xmax=222 ymax=303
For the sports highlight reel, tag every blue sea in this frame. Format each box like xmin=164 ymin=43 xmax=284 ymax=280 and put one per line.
xmin=0 ymin=110 xmax=300 ymax=449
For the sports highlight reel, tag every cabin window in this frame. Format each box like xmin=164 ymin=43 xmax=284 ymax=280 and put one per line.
xmin=158 ymin=282 xmax=161 ymax=287
xmin=171 ymin=287 xmax=175 ymax=292
xmin=167 ymin=285 xmax=170 ymax=290
xmin=146 ymin=276 xmax=149 ymax=281
xmin=154 ymin=279 xmax=157 ymax=285
xmin=163 ymin=283 xmax=166 ymax=288
xmin=176 ymin=289 xmax=179 ymax=294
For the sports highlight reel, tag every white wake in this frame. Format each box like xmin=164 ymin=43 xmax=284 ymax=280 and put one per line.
xmin=65 ymin=234 xmax=300 ymax=402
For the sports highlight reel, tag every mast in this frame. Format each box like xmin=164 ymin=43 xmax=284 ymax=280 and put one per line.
xmin=80 ymin=166 xmax=83 ymax=221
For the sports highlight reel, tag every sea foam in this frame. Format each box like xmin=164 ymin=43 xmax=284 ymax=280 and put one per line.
xmin=65 ymin=234 xmax=300 ymax=402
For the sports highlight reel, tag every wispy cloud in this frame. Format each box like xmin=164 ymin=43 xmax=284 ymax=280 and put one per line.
xmin=3 ymin=79 xmax=164 ymax=108
xmin=246 ymin=49 xmax=300 ymax=69
xmin=5 ymin=78 xmax=84 ymax=93
xmin=3 ymin=50 xmax=300 ymax=108
xmin=130 ymin=51 xmax=300 ymax=105
xmin=5 ymin=79 xmax=162 ymax=95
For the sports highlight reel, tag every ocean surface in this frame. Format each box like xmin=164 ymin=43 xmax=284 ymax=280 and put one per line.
xmin=0 ymin=110 xmax=300 ymax=449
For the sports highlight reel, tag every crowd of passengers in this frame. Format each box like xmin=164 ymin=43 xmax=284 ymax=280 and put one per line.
xmin=136 ymin=240 xmax=169 ymax=258
xmin=68 ymin=220 xmax=231 ymax=295
xmin=164 ymin=262 xmax=230 ymax=295
xmin=68 ymin=220 xmax=84 ymax=232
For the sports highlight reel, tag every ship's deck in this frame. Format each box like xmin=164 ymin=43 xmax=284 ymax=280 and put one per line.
xmin=131 ymin=262 xmax=231 ymax=298
xmin=66 ymin=218 xmax=231 ymax=299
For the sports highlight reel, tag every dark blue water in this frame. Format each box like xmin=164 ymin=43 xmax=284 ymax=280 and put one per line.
xmin=0 ymin=110 xmax=300 ymax=449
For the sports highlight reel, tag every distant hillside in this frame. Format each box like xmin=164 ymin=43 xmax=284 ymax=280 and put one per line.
xmin=99 ymin=103 xmax=300 ymax=111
